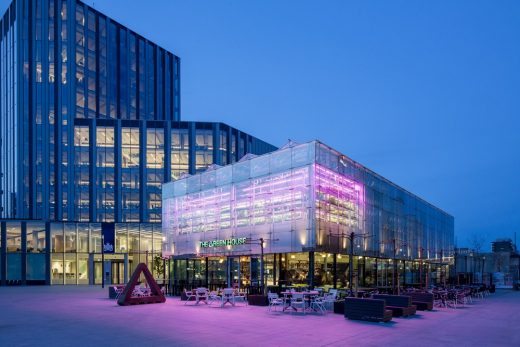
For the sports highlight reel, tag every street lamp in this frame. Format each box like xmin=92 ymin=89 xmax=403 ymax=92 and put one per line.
xmin=343 ymin=231 xmax=368 ymax=295
xmin=245 ymin=237 xmax=278 ymax=294
xmin=101 ymin=233 xmax=105 ymax=289
xmin=481 ymin=256 xmax=485 ymax=284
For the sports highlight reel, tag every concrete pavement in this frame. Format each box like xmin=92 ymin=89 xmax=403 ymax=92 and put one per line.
xmin=0 ymin=286 xmax=519 ymax=347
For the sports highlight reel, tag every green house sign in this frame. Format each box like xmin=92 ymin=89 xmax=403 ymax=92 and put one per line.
xmin=199 ymin=237 xmax=247 ymax=248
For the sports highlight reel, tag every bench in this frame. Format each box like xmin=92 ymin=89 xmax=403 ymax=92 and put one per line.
xmin=372 ymin=294 xmax=417 ymax=317
xmin=402 ymin=292 xmax=433 ymax=311
xmin=344 ymin=298 xmax=393 ymax=322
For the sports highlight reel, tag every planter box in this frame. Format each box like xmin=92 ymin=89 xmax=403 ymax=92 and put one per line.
xmin=248 ymin=294 xmax=268 ymax=306
xmin=333 ymin=300 xmax=345 ymax=314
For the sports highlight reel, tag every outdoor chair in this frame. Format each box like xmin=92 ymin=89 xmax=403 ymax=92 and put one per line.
xmin=195 ymin=288 xmax=209 ymax=305
xmin=290 ymin=293 xmax=306 ymax=314
xmin=433 ymin=292 xmax=447 ymax=308
xmin=220 ymin=288 xmax=235 ymax=307
xmin=114 ymin=286 xmax=124 ymax=301
xmin=208 ymin=291 xmax=221 ymax=306
xmin=233 ymin=290 xmax=247 ymax=305
xmin=322 ymin=292 xmax=337 ymax=310
xmin=267 ymin=293 xmax=284 ymax=312
xmin=309 ymin=295 xmax=327 ymax=315
xmin=183 ymin=289 xmax=195 ymax=305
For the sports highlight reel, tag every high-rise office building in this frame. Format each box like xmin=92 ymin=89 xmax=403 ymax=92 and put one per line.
xmin=0 ymin=0 xmax=276 ymax=285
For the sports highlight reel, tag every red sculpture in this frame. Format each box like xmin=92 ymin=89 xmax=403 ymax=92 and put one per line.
xmin=117 ymin=263 xmax=166 ymax=306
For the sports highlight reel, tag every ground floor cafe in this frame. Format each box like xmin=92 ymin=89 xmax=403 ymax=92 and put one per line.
xmin=169 ymin=251 xmax=450 ymax=296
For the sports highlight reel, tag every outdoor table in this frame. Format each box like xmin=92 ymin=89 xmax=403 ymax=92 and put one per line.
xmin=281 ymin=291 xmax=321 ymax=313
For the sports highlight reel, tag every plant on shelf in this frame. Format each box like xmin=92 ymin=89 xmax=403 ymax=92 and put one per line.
xmin=153 ymin=254 xmax=165 ymax=278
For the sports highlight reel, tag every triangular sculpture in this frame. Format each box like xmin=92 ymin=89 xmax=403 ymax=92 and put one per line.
xmin=117 ymin=263 xmax=166 ymax=306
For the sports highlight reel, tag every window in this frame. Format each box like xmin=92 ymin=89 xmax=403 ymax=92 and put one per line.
xmin=171 ymin=129 xmax=189 ymax=180
xmin=146 ymin=128 xmax=164 ymax=222
xmin=26 ymin=223 xmax=46 ymax=253
xmin=122 ymin=128 xmax=140 ymax=222
xmin=6 ymin=222 xmax=21 ymax=252
xmin=74 ymin=126 xmax=90 ymax=221
xmin=195 ymin=129 xmax=213 ymax=172
xmin=96 ymin=127 xmax=115 ymax=222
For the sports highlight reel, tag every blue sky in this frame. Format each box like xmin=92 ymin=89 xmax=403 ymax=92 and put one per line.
xmin=3 ymin=0 xmax=519 ymax=250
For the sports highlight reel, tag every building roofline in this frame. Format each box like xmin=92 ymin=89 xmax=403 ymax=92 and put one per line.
xmin=78 ymin=0 xmax=180 ymax=59
xmin=313 ymin=139 xmax=454 ymax=218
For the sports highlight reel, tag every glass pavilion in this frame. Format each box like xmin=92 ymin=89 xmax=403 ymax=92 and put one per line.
xmin=162 ymin=141 xmax=454 ymax=293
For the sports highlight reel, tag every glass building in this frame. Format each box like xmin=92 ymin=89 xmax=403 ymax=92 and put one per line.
xmin=162 ymin=141 xmax=454 ymax=293
xmin=0 ymin=0 xmax=276 ymax=285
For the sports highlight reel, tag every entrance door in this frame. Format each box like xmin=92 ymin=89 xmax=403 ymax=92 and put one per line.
xmin=111 ymin=261 xmax=125 ymax=284
xmin=227 ymin=256 xmax=253 ymax=289
xmin=94 ymin=262 xmax=102 ymax=285
xmin=94 ymin=260 xmax=114 ymax=285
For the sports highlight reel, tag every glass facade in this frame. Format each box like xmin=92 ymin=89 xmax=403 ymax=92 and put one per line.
xmin=163 ymin=141 xmax=454 ymax=291
xmin=0 ymin=0 xmax=182 ymax=222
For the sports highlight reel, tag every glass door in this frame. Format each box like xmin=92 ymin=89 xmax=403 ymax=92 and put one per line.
xmin=94 ymin=261 xmax=102 ymax=285
xmin=111 ymin=261 xmax=125 ymax=284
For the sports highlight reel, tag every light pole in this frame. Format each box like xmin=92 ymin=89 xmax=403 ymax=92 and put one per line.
xmin=343 ymin=231 xmax=368 ymax=295
xmin=481 ymin=256 xmax=485 ymax=284
xmin=419 ymin=247 xmax=424 ymax=289
xmin=245 ymin=237 xmax=277 ymax=294
xmin=349 ymin=232 xmax=355 ymax=294
xmin=101 ymin=234 xmax=105 ymax=289
xmin=393 ymin=239 xmax=398 ymax=294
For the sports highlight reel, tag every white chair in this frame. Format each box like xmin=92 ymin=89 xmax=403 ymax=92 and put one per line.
xmin=114 ymin=286 xmax=124 ymax=301
xmin=309 ymin=295 xmax=327 ymax=315
xmin=208 ymin=291 xmax=221 ymax=306
xmin=290 ymin=293 xmax=306 ymax=314
xmin=322 ymin=289 xmax=337 ymax=310
xmin=221 ymin=288 xmax=235 ymax=307
xmin=195 ymin=288 xmax=209 ymax=305
xmin=184 ymin=289 xmax=195 ymax=305
xmin=328 ymin=289 xmax=338 ymax=298
xmin=233 ymin=289 xmax=247 ymax=305
xmin=267 ymin=293 xmax=284 ymax=312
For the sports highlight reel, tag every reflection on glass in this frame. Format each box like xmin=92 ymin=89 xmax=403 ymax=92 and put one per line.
xmin=26 ymin=222 xmax=46 ymax=253
xmin=146 ymin=128 xmax=164 ymax=222
xmin=96 ymin=127 xmax=115 ymax=221
xmin=171 ymin=129 xmax=189 ymax=180
xmin=195 ymin=129 xmax=213 ymax=172
xmin=6 ymin=222 xmax=21 ymax=252
xmin=122 ymin=128 xmax=140 ymax=222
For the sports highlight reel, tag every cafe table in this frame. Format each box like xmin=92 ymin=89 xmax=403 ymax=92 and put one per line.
xmin=280 ymin=291 xmax=321 ymax=313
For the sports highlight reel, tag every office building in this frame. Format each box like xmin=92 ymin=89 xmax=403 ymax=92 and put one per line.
xmin=0 ymin=0 xmax=276 ymax=285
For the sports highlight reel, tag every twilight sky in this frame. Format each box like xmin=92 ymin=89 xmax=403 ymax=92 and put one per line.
xmin=4 ymin=0 xmax=519 ymax=250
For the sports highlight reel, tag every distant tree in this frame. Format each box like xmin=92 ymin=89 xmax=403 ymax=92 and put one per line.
xmin=468 ymin=233 xmax=487 ymax=253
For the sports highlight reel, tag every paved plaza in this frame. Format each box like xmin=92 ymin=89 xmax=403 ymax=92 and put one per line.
xmin=0 ymin=286 xmax=519 ymax=347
